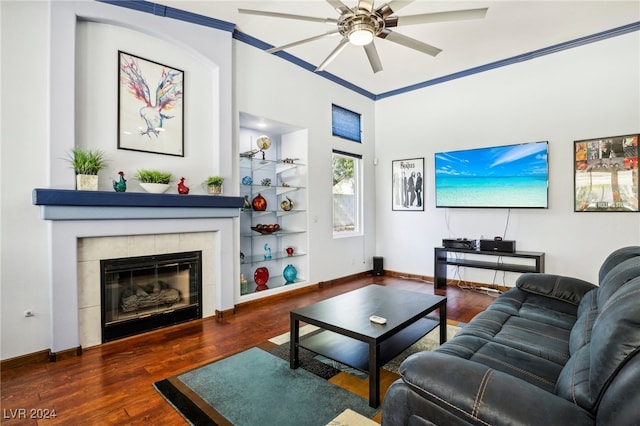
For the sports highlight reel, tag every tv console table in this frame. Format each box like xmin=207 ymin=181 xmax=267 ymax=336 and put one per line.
xmin=434 ymin=247 xmax=545 ymax=289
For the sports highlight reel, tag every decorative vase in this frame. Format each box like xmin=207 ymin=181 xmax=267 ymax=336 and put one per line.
xmin=240 ymin=273 xmax=248 ymax=295
xmin=283 ymin=264 xmax=297 ymax=283
xmin=254 ymin=267 xmax=269 ymax=291
xmin=281 ymin=196 xmax=294 ymax=211
xmin=243 ymin=195 xmax=252 ymax=211
xmin=76 ymin=174 xmax=98 ymax=191
xmin=285 ymin=247 xmax=294 ymax=257
xmin=177 ymin=177 xmax=190 ymax=194
xmin=207 ymin=184 xmax=223 ymax=195
xmin=252 ymin=193 xmax=267 ymax=211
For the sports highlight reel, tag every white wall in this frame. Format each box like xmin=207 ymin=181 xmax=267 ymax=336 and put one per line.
xmin=1 ymin=0 xmax=52 ymax=360
xmin=375 ymin=32 xmax=640 ymax=285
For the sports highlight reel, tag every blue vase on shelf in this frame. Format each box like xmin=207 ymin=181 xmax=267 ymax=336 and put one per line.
xmin=283 ymin=264 xmax=297 ymax=283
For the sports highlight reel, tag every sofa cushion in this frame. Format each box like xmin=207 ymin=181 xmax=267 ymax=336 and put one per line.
xmin=515 ymin=274 xmax=595 ymax=306
xmin=488 ymin=287 xmax=580 ymax=329
xmin=569 ymin=290 xmax=597 ymax=354
xmin=453 ymin=308 xmax=571 ymax=365
xmin=568 ymin=258 xmax=640 ymax=355
xmin=597 ymin=246 xmax=640 ymax=282
xmin=596 ymin=257 xmax=640 ymax=306
xmin=555 ymin=276 xmax=640 ymax=413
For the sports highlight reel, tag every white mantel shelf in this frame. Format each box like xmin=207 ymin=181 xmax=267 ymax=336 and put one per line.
xmin=33 ymin=188 xmax=244 ymax=220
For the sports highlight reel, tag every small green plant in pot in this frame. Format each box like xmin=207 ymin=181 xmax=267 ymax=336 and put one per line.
xmin=66 ymin=148 xmax=108 ymax=191
xmin=204 ymin=176 xmax=224 ymax=195
xmin=136 ymin=169 xmax=173 ymax=193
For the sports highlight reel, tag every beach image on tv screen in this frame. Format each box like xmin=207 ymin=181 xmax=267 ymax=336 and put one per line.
xmin=435 ymin=141 xmax=549 ymax=208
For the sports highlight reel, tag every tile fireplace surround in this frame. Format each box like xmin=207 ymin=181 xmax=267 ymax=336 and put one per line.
xmin=33 ymin=189 xmax=244 ymax=358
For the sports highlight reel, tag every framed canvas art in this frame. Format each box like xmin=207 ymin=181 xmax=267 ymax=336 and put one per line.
xmin=118 ymin=51 xmax=184 ymax=156
xmin=392 ymin=158 xmax=424 ymax=211
xmin=574 ymin=134 xmax=639 ymax=212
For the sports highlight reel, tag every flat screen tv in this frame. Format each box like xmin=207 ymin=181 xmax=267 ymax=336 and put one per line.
xmin=434 ymin=141 xmax=549 ymax=208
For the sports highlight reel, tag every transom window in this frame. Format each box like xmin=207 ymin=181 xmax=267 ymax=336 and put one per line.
xmin=332 ymin=104 xmax=361 ymax=143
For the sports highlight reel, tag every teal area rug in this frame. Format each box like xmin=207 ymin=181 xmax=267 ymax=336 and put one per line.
xmin=154 ymin=347 xmax=378 ymax=426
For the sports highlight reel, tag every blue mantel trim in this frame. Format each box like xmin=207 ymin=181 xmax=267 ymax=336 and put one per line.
xmin=33 ymin=188 xmax=243 ymax=208
xmin=33 ymin=189 xmax=243 ymax=220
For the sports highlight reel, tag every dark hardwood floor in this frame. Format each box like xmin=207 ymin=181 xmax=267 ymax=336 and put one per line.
xmin=0 ymin=275 xmax=493 ymax=425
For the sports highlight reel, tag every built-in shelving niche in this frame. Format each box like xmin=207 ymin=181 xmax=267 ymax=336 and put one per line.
xmin=238 ymin=112 xmax=309 ymax=303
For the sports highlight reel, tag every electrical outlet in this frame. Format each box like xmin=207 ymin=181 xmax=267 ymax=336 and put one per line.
xmin=24 ymin=310 xmax=35 ymax=317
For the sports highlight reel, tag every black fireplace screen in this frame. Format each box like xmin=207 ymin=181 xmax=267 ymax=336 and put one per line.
xmin=101 ymin=251 xmax=202 ymax=342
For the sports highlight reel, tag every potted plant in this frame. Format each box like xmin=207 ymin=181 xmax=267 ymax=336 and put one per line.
xmin=136 ymin=169 xmax=173 ymax=193
xmin=66 ymin=148 xmax=108 ymax=191
xmin=204 ymin=176 xmax=224 ymax=195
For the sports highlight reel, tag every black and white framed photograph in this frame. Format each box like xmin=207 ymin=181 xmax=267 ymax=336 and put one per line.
xmin=118 ymin=51 xmax=184 ymax=156
xmin=392 ymin=158 xmax=424 ymax=211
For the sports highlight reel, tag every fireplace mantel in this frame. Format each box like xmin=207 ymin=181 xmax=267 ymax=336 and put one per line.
xmin=33 ymin=188 xmax=244 ymax=220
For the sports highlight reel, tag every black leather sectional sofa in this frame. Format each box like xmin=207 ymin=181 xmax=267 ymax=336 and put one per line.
xmin=383 ymin=246 xmax=640 ymax=425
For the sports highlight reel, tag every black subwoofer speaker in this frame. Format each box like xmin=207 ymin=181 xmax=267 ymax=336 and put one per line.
xmin=373 ymin=256 xmax=384 ymax=276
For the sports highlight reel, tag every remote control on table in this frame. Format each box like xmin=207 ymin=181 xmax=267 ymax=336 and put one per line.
xmin=369 ymin=315 xmax=387 ymax=324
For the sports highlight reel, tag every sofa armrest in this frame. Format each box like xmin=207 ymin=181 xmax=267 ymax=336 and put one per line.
xmin=516 ymin=273 xmax=596 ymax=305
xmin=384 ymin=352 xmax=593 ymax=425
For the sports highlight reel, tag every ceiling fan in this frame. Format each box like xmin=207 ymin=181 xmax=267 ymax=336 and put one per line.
xmin=238 ymin=0 xmax=488 ymax=73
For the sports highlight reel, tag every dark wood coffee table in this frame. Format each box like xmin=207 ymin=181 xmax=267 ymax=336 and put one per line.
xmin=290 ymin=284 xmax=447 ymax=407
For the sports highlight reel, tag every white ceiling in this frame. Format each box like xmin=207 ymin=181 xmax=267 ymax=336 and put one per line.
xmin=153 ymin=1 xmax=639 ymax=95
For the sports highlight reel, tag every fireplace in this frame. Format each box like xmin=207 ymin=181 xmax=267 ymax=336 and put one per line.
xmin=33 ymin=188 xmax=244 ymax=358
xmin=101 ymin=251 xmax=202 ymax=342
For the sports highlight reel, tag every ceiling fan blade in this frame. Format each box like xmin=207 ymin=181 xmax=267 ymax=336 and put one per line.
xmin=325 ymin=0 xmax=351 ymax=15
xmin=267 ymin=30 xmax=341 ymax=54
xmin=357 ymin=0 xmax=374 ymax=13
xmin=238 ymin=9 xmax=338 ymax=25
xmin=382 ymin=0 xmax=415 ymax=15
xmin=364 ymin=42 xmax=383 ymax=73
xmin=315 ymin=38 xmax=350 ymax=72
xmin=379 ymin=29 xmax=442 ymax=56
xmin=395 ymin=8 xmax=488 ymax=26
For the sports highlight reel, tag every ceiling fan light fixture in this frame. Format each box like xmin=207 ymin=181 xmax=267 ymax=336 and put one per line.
xmin=348 ymin=24 xmax=374 ymax=46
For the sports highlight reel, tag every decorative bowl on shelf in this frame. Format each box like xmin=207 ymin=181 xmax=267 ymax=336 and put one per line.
xmin=251 ymin=224 xmax=281 ymax=235
xmin=139 ymin=183 xmax=170 ymax=193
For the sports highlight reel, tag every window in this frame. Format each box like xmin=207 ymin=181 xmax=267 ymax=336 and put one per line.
xmin=332 ymin=104 xmax=361 ymax=142
xmin=333 ymin=151 xmax=362 ymax=237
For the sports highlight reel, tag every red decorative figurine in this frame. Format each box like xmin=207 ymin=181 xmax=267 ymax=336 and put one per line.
xmin=178 ymin=177 xmax=190 ymax=195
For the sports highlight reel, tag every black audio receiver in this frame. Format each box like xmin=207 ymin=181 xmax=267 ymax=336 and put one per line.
xmin=442 ymin=238 xmax=475 ymax=250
